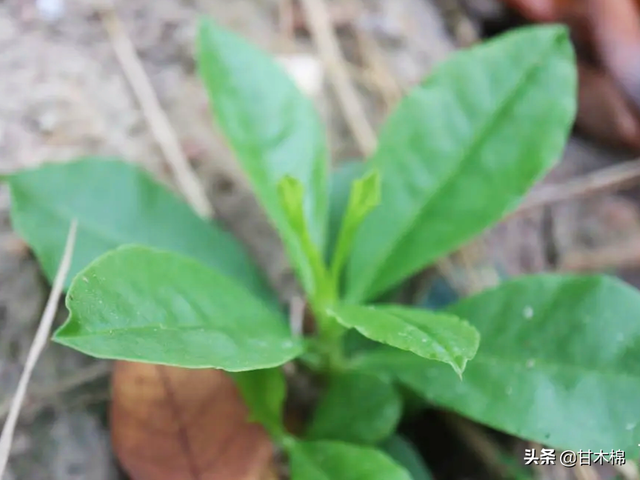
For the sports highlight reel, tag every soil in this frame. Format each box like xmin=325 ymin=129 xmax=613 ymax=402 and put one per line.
xmin=1 ymin=0 xmax=639 ymax=479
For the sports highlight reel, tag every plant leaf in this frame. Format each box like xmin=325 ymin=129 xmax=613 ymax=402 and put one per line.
xmin=330 ymin=169 xmax=381 ymax=282
xmin=111 ymin=362 xmax=278 ymax=480
xmin=358 ymin=275 xmax=640 ymax=454
xmin=326 ymin=160 xmax=366 ymax=262
xmin=286 ymin=439 xmax=411 ymax=480
xmin=197 ymin=18 xmax=328 ymax=295
xmin=379 ymin=435 xmax=434 ymax=480
xmin=277 ymin=176 xmax=333 ymax=304
xmin=231 ymin=368 xmax=287 ymax=439
xmin=329 ymin=304 xmax=480 ymax=376
xmin=305 ymin=372 xmax=402 ymax=444
xmin=6 ymin=158 xmax=277 ymax=306
xmin=53 ymin=245 xmax=303 ymax=371
xmin=345 ymin=25 xmax=577 ymax=303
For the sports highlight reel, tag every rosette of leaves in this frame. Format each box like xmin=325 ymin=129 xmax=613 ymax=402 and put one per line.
xmin=6 ymin=17 xmax=640 ymax=480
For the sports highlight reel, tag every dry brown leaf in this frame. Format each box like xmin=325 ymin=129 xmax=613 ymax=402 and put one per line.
xmin=110 ymin=361 xmax=279 ymax=480
xmin=576 ymin=62 xmax=640 ymax=152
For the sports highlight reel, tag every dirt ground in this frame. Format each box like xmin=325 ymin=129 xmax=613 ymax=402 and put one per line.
xmin=1 ymin=0 xmax=640 ymax=479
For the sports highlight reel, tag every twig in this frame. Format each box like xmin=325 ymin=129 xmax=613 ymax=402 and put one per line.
xmin=615 ymin=462 xmax=640 ymax=480
xmin=0 ymin=220 xmax=77 ymax=478
xmin=288 ymin=295 xmax=306 ymax=337
xmin=0 ymin=363 xmax=111 ymax=422
xmin=442 ymin=413 xmax=511 ymax=479
xmin=512 ymin=157 xmax=640 ymax=218
xmin=297 ymin=0 xmax=377 ymax=156
xmin=353 ymin=27 xmax=404 ymax=109
xmin=99 ymin=4 xmax=214 ymax=219
xmin=558 ymin=238 xmax=640 ymax=272
xmin=573 ymin=465 xmax=600 ymax=480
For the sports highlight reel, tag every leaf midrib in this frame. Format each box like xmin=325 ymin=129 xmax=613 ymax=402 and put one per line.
xmin=359 ymin=35 xmax=563 ymax=300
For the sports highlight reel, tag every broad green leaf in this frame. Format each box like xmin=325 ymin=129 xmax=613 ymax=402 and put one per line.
xmin=6 ymin=158 xmax=277 ymax=307
xmin=286 ymin=439 xmax=411 ymax=480
xmin=330 ymin=169 xmax=381 ymax=282
xmin=197 ymin=18 xmax=329 ymax=295
xmin=345 ymin=25 xmax=577 ymax=303
xmin=232 ymin=367 xmax=286 ymax=438
xmin=380 ymin=435 xmax=434 ymax=480
xmin=305 ymin=372 xmax=402 ymax=444
xmin=329 ymin=304 xmax=480 ymax=376
xmin=326 ymin=160 xmax=366 ymax=262
xmin=54 ymin=245 xmax=303 ymax=371
xmin=356 ymin=275 xmax=640 ymax=454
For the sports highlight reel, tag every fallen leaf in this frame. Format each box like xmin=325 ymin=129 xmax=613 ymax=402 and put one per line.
xmin=110 ymin=361 xmax=279 ymax=480
xmin=576 ymin=62 xmax=640 ymax=152
xmin=584 ymin=0 xmax=640 ymax=112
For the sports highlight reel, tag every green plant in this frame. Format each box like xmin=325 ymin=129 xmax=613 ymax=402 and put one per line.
xmin=5 ymin=17 xmax=640 ymax=479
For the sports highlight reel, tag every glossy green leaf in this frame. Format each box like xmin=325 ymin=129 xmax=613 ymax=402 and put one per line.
xmin=330 ymin=169 xmax=381 ymax=282
xmin=286 ymin=439 xmax=411 ymax=480
xmin=54 ymin=245 xmax=303 ymax=371
xmin=6 ymin=158 xmax=277 ymax=306
xmin=305 ymin=372 xmax=402 ymax=444
xmin=357 ymin=275 xmax=640 ymax=454
xmin=379 ymin=435 xmax=434 ymax=480
xmin=231 ymin=367 xmax=287 ymax=438
xmin=197 ymin=18 xmax=328 ymax=295
xmin=345 ymin=25 xmax=577 ymax=303
xmin=329 ymin=304 xmax=480 ymax=376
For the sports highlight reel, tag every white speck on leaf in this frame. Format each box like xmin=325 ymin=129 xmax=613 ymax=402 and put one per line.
xmin=626 ymin=422 xmax=636 ymax=431
xmin=526 ymin=359 xmax=536 ymax=368
xmin=523 ymin=306 xmax=534 ymax=319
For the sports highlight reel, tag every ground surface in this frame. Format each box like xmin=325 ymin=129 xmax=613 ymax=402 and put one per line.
xmin=0 ymin=0 xmax=639 ymax=479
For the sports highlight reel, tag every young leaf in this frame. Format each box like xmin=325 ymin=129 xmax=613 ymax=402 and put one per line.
xmin=305 ymin=372 xmax=402 ymax=444
xmin=54 ymin=245 xmax=303 ymax=371
xmin=197 ymin=18 xmax=329 ymax=295
xmin=328 ymin=305 xmax=480 ymax=376
xmin=231 ymin=368 xmax=287 ymax=439
xmin=286 ymin=439 xmax=411 ymax=480
xmin=330 ymin=169 xmax=381 ymax=282
xmin=344 ymin=25 xmax=577 ymax=303
xmin=379 ymin=435 xmax=434 ymax=480
xmin=6 ymin=158 xmax=277 ymax=306
xmin=277 ymin=176 xmax=333 ymax=304
xmin=326 ymin=160 xmax=366 ymax=262
xmin=358 ymin=275 xmax=640 ymax=455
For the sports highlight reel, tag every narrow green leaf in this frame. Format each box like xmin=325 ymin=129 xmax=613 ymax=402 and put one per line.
xmin=6 ymin=158 xmax=277 ymax=307
xmin=330 ymin=169 xmax=381 ymax=282
xmin=345 ymin=25 xmax=577 ymax=303
xmin=197 ymin=18 xmax=329 ymax=294
xmin=54 ymin=245 xmax=303 ymax=371
xmin=329 ymin=305 xmax=480 ymax=376
xmin=231 ymin=367 xmax=286 ymax=438
xmin=278 ymin=175 xmax=334 ymax=300
xmin=326 ymin=160 xmax=366 ymax=263
xmin=286 ymin=439 xmax=411 ymax=480
xmin=379 ymin=435 xmax=434 ymax=480
xmin=277 ymin=176 xmax=333 ymax=304
xmin=357 ymin=275 xmax=640 ymax=454
xmin=306 ymin=372 xmax=402 ymax=444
